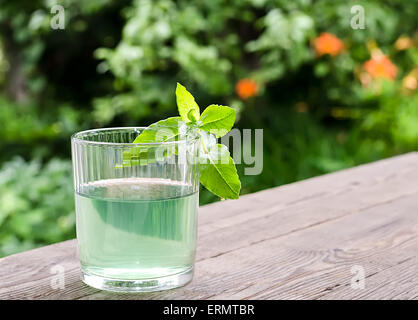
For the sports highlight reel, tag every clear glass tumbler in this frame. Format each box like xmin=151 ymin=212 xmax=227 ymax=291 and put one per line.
xmin=71 ymin=127 xmax=200 ymax=292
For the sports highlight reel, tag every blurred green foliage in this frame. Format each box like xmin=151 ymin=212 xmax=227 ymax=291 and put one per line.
xmin=0 ymin=0 xmax=417 ymax=256
xmin=0 ymin=157 xmax=75 ymax=256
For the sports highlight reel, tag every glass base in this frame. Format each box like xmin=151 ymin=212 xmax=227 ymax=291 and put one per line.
xmin=81 ymin=267 xmax=194 ymax=293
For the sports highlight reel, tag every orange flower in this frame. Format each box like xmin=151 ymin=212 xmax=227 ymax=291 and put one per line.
xmin=235 ymin=78 xmax=258 ymax=100
xmin=363 ymin=55 xmax=398 ymax=80
xmin=313 ymin=32 xmax=345 ymax=57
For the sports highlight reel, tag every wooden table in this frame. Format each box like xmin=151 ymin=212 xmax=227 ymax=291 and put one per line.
xmin=1 ymin=152 xmax=417 ymax=300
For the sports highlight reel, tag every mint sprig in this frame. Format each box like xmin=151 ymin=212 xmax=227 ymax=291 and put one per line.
xmin=130 ymin=83 xmax=241 ymax=200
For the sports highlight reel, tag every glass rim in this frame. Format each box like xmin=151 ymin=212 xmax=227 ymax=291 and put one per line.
xmin=71 ymin=127 xmax=199 ymax=146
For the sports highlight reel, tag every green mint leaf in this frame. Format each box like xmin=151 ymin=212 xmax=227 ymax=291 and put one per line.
xmin=133 ymin=117 xmax=185 ymax=143
xmin=176 ymin=83 xmax=200 ymax=123
xmin=199 ymin=143 xmax=241 ymax=199
xmin=116 ymin=117 xmax=184 ymax=167
xmin=199 ymin=104 xmax=236 ymax=138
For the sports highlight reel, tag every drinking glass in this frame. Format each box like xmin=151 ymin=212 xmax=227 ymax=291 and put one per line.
xmin=71 ymin=127 xmax=200 ymax=292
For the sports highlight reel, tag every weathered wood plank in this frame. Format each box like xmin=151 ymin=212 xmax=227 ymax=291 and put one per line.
xmin=0 ymin=152 xmax=417 ymax=299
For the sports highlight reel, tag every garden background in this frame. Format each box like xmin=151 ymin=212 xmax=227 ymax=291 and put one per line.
xmin=0 ymin=0 xmax=417 ymax=257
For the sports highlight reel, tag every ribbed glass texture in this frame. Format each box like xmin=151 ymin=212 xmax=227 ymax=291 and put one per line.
xmin=71 ymin=127 xmax=200 ymax=292
xmin=71 ymin=127 xmax=200 ymax=192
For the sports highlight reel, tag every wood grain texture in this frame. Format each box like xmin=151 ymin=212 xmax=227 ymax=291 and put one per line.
xmin=0 ymin=152 xmax=417 ymax=300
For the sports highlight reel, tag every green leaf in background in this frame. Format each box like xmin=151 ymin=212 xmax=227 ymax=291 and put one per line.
xmin=176 ymin=83 xmax=200 ymax=123
xmin=199 ymin=104 xmax=236 ymax=138
xmin=199 ymin=143 xmax=241 ymax=199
